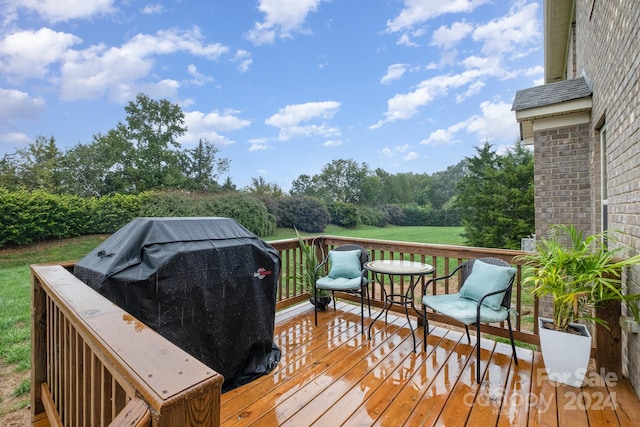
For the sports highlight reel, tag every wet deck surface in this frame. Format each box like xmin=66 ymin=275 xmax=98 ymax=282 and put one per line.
xmin=220 ymin=301 xmax=640 ymax=426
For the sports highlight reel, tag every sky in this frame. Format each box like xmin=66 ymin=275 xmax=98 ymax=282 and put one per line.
xmin=0 ymin=0 xmax=543 ymax=191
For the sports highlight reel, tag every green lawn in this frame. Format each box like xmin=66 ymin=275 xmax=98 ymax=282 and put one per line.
xmin=0 ymin=226 xmax=464 ymax=411
xmin=266 ymin=224 xmax=466 ymax=245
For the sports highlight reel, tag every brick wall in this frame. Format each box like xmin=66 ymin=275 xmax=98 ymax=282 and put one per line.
xmin=574 ymin=0 xmax=640 ymax=392
xmin=533 ymin=122 xmax=593 ymax=319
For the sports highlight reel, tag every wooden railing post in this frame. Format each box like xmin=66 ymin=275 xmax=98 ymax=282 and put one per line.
xmin=30 ymin=272 xmax=47 ymax=422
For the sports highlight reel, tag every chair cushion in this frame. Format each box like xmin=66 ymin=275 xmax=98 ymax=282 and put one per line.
xmin=316 ymin=276 xmax=362 ymax=291
xmin=458 ymin=260 xmax=516 ymax=310
xmin=328 ymin=249 xmax=362 ymax=279
xmin=422 ymin=293 xmax=509 ymax=325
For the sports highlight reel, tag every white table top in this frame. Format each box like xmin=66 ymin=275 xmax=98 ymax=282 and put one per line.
xmin=364 ymin=259 xmax=434 ymax=275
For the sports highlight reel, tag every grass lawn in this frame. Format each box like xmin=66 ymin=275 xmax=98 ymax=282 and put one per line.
xmin=0 ymin=226 xmax=465 ymax=419
xmin=266 ymin=224 xmax=466 ymax=245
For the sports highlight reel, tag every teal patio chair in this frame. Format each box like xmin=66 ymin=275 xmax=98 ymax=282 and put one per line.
xmin=313 ymin=244 xmax=371 ymax=333
xmin=421 ymin=257 xmax=518 ymax=384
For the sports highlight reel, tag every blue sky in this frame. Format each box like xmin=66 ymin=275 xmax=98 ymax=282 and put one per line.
xmin=0 ymin=0 xmax=543 ymax=191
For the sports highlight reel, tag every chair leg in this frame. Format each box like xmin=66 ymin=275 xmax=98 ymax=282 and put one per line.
xmin=365 ymin=285 xmax=371 ymax=317
xmin=314 ymin=286 xmax=318 ymax=326
xmin=332 ymin=291 xmax=336 ymax=311
xmin=422 ymin=306 xmax=430 ymax=352
xmin=476 ymin=322 xmax=481 ymax=384
xmin=507 ymin=315 xmax=519 ymax=365
xmin=464 ymin=325 xmax=471 ymax=344
xmin=360 ymin=287 xmax=364 ymax=334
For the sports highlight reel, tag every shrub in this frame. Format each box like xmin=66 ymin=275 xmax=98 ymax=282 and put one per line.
xmin=382 ymin=204 xmax=405 ymax=225
xmin=140 ymin=191 xmax=276 ymax=236
xmin=0 ymin=189 xmax=144 ymax=247
xmin=358 ymin=205 xmax=388 ymax=227
xmin=267 ymin=197 xmax=330 ymax=232
xmin=328 ymin=201 xmax=359 ymax=228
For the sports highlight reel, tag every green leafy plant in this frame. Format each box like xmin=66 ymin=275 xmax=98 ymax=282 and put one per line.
xmin=518 ymin=224 xmax=640 ymax=331
xmin=294 ymin=228 xmax=330 ymax=297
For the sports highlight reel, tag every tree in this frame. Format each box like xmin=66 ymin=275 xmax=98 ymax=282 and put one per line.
xmin=290 ymin=159 xmax=373 ymax=204
xmin=6 ymin=135 xmax=62 ymax=192
xmin=246 ymin=176 xmax=283 ymax=198
xmin=57 ymin=93 xmax=230 ymax=195
xmin=186 ymin=139 xmax=230 ymax=191
xmin=456 ymin=141 xmax=534 ymax=249
xmin=420 ymin=162 xmax=466 ymax=209
xmin=59 ymin=131 xmax=133 ymax=196
xmin=0 ymin=154 xmax=20 ymax=190
xmin=290 ymin=174 xmax=318 ymax=198
xmin=119 ymin=93 xmax=188 ymax=191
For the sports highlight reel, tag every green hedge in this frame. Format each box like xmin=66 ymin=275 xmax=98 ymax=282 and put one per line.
xmin=0 ymin=189 xmax=276 ymax=247
xmin=0 ymin=189 xmax=144 ymax=247
xmin=138 ymin=191 xmax=276 ymax=236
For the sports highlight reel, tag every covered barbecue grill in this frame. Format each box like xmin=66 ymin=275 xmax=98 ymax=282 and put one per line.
xmin=73 ymin=217 xmax=281 ymax=391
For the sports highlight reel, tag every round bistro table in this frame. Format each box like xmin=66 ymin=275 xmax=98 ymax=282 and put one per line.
xmin=364 ymin=259 xmax=434 ymax=352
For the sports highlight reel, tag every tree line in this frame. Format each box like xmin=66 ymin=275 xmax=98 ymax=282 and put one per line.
xmin=0 ymin=93 xmax=534 ymax=249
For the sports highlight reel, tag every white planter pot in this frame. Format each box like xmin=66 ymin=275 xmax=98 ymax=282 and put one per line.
xmin=538 ymin=317 xmax=592 ymax=388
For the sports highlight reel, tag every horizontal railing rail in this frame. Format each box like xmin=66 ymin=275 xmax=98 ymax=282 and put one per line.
xmin=31 ymin=264 xmax=224 ymax=427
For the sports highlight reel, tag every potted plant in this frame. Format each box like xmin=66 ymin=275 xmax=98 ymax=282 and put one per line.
xmin=518 ymin=224 xmax=640 ymax=387
xmin=295 ymin=229 xmax=332 ymax=310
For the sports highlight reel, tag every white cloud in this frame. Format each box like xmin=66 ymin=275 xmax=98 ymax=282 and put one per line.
xmin=455 ymin=80 xmax=484 ymax=102
xmin=179 ymin=109 xmax=250 ymax=146
xmin=422 ymin=100 xmax=518 ymax=146
xmin=249 ymin=138 xmax=272 ymax=151
xmin=404 ymin=151 xmax=419 ymax=161
xmin=421 ymin=128 xmax=455 ymax=146
xmin=381 ymin=64 xmax=408 ymax=84
xmin=142 ymin=3 xmax=164 ymax=15
xmin=371 ymin=68 xmax=489 ymax=128
xmin=0 ymin=132 xmax=32 ymax=147
xmin=187 ymin=64 xmax=213 ymax=86
xmin=277 ymin=124 xmax=340 ymax=141
xmin=0 ymin=28 xmax=81 ymax=81
xmin=245 ymin=0 xmax=327 ymax=45
xmin=186 ymin=109 xmax=251 ymax=133
xmin=0 ymin=88 xmax=46 ymax=128
xmin=266 ymin=101 xmax=340 ymax=131
xmin=59 ymin=27 xmax=229 ymax=101
xmin=4 ymin=0 xmax=116 ymax=23
xmin=431 ymin=21 xmax=473 ymax=50
xmin=464 ymin=100 xmax=517 ymax=141
xmin=0 ymin=89 xmax=46 ymax=149
xmin=472 ymin=2 xmax=540 ymax=55
xmin=386 ymin=0 xmax=489 ymax=33
xmin=381 ymin=144 xmax=417 ymax=160
xmin=233 ymin=50 xmax=253 ymax=73
xmin=396 ymin=33 xmax=419 ymax=47
xmin=323 ymin=139 xmax=344 ymax=147
xmin=265 ymin=100 xmax=341 ymax=139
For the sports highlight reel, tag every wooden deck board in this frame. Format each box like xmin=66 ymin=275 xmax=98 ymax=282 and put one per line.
xmin=220 ymin=302 xmax=640 ymax=427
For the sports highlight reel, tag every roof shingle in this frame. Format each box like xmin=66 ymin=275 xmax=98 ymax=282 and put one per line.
xmin=511 ymin=77 xmax=592 ymax=111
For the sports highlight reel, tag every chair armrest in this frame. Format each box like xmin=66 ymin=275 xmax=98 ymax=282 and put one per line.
xmin=313 ymin=258 xmax=329 ymax=281
xmin=421 ymin=263 xmax=465 ymax=294
xmin=476 ymin=276 xmax=515 ymax=311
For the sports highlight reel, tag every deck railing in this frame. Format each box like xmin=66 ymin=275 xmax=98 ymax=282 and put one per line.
xmin=31 ymin=264 xmax=224 ymax=427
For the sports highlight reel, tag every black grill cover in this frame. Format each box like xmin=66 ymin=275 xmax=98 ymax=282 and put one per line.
xmin=73 ymin=217 xmax=281 ymax=391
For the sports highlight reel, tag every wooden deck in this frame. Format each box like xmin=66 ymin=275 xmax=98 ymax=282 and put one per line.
xmin=220 ymin=301 xmax=640 ymax=426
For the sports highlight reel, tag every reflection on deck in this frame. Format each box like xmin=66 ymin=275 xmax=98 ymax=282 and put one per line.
xmin=220 ymin=302 xmax=640 ymax=426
